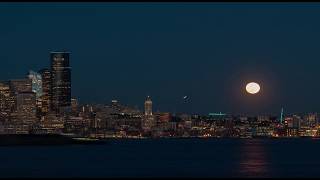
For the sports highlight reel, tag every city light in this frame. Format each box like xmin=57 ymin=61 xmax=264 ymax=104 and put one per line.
xmin=0 ymin=52 xmax=318 ymax=139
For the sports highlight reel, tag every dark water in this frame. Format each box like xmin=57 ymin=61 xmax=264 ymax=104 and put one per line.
xmin=0 ymin=138 xmax=319 ymax=178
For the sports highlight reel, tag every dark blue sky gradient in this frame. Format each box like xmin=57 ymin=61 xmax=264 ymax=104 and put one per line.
xmin=1 ymin=3 xmax=320 ymax=115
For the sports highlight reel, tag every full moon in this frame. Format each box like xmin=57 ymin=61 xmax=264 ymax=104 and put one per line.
xmin=246 ymin=82 xmax=260 ymax=94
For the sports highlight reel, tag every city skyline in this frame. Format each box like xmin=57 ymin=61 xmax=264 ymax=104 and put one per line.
xmin=2 ymin=48 xmax=316 ymax=139
xmin=1 ymin=2 xmax=320 ymax=179
xmin=1 ymin=50 xmax=317 ymax=118
xmin=2 ymin=3 xmax=320 ymax=115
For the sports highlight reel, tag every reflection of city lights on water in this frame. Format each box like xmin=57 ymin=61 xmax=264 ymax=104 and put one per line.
xmin=238 ymin=140 xmax=269 ymax=177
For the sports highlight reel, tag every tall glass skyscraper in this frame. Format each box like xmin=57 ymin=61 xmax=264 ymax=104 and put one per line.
xmin=50 ymin=52 xmax=71 ymax=113
xmin=27 ymin=70 xmax=43 ymax=98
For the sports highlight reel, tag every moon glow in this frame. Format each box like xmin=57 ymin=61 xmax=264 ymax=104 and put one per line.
xmin=246 ymin=82 xmax=260 ymax=94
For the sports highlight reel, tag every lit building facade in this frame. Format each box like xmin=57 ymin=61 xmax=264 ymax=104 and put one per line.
xmin=71 ymin=98 xmax=78 ymax=115
xmin=38 ymin=68 xmax=52 ymax=114
xmin=157 ymin=112 xmax=171 ymax=123
xmin=0 ymin=81 xmax=12 ymax=120
xmin=9 ymin=79 xmax=32 ymax=94
xmin=27 ymin=70 xmax=43 ymax=98
xmin=50 ymin=52 xmax=72 ymax=113
xmin=9 ymin=79 xmax=33 ymax=112
xmin=27 ymin=70 xmax=43 ymax=115
xmin=16 ymin=92 xmax=37 ymax=131
xmin=144 ymin=96 xmax=152 ymax=116
xmin=142 ymin=96 xmax=155 ymax=131
xmin=304 ymin=113 xmax=317 ymax=128
xmin=284 ymin=115 xmax=301 ymax=137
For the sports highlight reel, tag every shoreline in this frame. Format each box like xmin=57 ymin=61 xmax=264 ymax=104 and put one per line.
xmin=0 ymin=134 xmax=105 ymax=146
xmin=98 ymin=136 xmax=320 ymax=140
xmin=0 ymin=134 xmax=318 ymax=146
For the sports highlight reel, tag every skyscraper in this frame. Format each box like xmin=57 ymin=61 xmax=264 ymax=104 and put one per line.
xmin=142 ymin=96 xmax=154 ymax=131
xmin=71 ymin=98 xmax=78 ymax=115
xmin=144 ymin=96 xmax=152 ymax=116
xmin=27 ymin=70 xmax=43 ymax=98
xmin=0 ymin=81 xmax=12 ymax=120
xmin=27 ymin=70 xmax=43 ymax=115
xmin=38 ymin=68 xmax=51 ymax=114
xmin=50 ymin=52 xmax=71 ymax=113
xmin=16 ymin=92 xmax=37 ymax=132
xmin=9 ymin=79 xmax=33 ymax=111
xmin=9 ymin=79 xmax=32 ymax=94
xmin=305 ymin=113 xmax=317 ymax=128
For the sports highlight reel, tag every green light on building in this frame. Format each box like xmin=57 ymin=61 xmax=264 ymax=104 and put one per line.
xmin=209 ymin=112 xmax=226 ymax=116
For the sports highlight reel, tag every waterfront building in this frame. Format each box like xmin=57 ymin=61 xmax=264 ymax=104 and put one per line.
xmin=284 ymin=116 xmax=301 ymax=129
xmin=284 ymin=116 xmax=301 ymax=137
xmin=36 ymin=111 xmax=64 ymax=134
xmin=253 ymin=126 xmax=273 ymax=137
xmin=0 ymin=82 xmax=11 ymax=99
xmin=16 ymin=92 xmax=37 ymax=132
xmin=304 ymin=113 xmax=317 ymax=128
xmin=168 ymin=118 xmax=178 ymax=131
xmin=0 ymin=81 xmax=12 ymax=120
xmin=50 ymin=52 xmax=71 ymax=114
xmin=8 ymin=78 xmax=33 ymax=112
xmin=184 ymin=120 xmax=192 ymax=129
xmin=64 ymin=115 xmax=89 ymax=134
xmin=156 ymin=112 xmax=171 ymax=123
xmin=292 ymin=115 xmax=301 ymax=129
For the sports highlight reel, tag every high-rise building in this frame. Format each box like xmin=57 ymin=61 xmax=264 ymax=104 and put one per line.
xmin=27 ymin=70 xmax=43 ymax=98
xmin=142 ymin=96 xmax=154 ymax=131
xmin=157 ymin=112 xmax=171 ymax=123
xmin=280 ymin=107 xmax=284 ymax=124
xmin=16 ymin=92 xmax=37 ymax=130
xmin=27 ymin=70 xmax=43 ymax=115
xmin=284 ymin=115 xmax=301 ymax=137
xmin=292 ymin=115 xmax=301 ymax=129
xmin=0 ymin=82 xmax=10 ymax=98
xmin=111 ymin=100 xmax=119 ymax=107
xmin=0 ymin=81 xmax=12 ymax=120
xmin=9 ymin=79 xmax=32 ymax=94
xmin=9 ymin=79 xmax=33 ymax=111
xmin=50 ymin=52 xmax=71 ymax=113
xmin=304 ymin=113 xmax=317 ymax=128
xmin=38 ymin=68 xmax=51 ymax=114
xmin=144 ymin=96 xmax=152 ymax=116
xmin=71 ymin=98 xmax=78 ymax=115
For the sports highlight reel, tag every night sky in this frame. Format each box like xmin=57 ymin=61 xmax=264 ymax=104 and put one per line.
xmin=1 ymin=3 xmax=320 ymax=115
